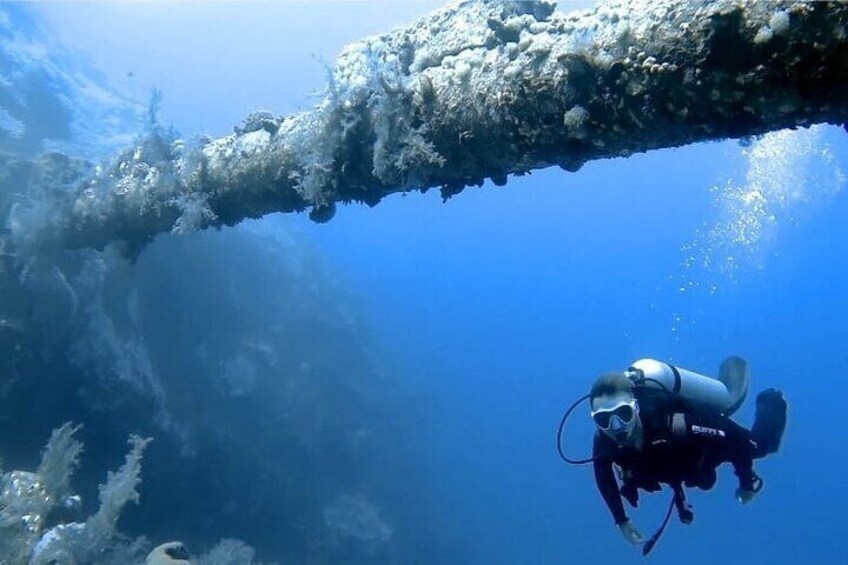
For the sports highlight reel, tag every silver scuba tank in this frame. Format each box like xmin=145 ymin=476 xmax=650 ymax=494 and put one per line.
xmin=627 ymin=357 xmax=749 ymax=416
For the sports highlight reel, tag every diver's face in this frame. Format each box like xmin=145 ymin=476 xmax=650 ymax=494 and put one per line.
xmin=591 ymin=392 xmax=638 ymax=445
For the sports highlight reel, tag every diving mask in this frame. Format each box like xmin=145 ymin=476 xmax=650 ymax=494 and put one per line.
xmin=591 ymin=398 xmax=638 ymax=442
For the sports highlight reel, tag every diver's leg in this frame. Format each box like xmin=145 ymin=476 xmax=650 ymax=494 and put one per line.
xmin=672 ymin=411 xmax=757 ymax=490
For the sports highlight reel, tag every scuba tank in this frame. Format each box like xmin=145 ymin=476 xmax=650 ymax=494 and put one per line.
xmin=627 ymin=357 xmax=749 ymax=417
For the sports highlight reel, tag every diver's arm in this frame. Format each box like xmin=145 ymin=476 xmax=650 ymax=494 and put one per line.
xmin=721 ymin=417 xmax=758 ymax=491
xmin=592 ymin=434 xmax=628 ymax=525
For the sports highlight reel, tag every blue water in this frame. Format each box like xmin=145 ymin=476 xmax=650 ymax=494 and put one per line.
xmin=13 ymin=2 xmax=848 ymax=563
xmin=302 ymin=139 xmax=848 ymax=564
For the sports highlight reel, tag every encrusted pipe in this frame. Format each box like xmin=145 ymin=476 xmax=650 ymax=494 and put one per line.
xmin=35 ymin=0 xmax=848 ymax=250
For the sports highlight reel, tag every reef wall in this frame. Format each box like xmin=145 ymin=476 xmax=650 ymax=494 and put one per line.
xmin=0 ymin=7 xmax=441 ymax=561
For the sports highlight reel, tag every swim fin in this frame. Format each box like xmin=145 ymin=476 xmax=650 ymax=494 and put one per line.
xmin=751 ymin=388 xmax=787 ymax=457
xmin=718 ymin=356 xmax=749 ymax=416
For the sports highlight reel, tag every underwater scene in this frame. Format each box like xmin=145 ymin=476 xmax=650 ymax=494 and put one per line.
xmin=0 ymin=1 xmax=846 ymax=563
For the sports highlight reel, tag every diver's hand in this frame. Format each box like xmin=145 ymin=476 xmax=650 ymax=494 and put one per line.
xmin=736 ymin=488 xmax=758 ymax=504
xmin=618 ymin=520 xmax=645 ymax=545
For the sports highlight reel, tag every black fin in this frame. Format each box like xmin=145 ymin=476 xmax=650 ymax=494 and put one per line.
xmin=751 ymin=388 xmax=787 ymax=457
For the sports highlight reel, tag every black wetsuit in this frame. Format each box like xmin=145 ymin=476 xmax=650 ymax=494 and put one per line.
xmin=593 ymin=387 xmax=759 ymax=525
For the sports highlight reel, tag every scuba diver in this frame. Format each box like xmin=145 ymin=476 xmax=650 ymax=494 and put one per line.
xmin=557 ymin=357 xmax=787 ymax=555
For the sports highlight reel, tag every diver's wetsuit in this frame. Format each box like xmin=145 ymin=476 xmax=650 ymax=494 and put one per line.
xmin=593 ymin=387 xmax=759 ymax=525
